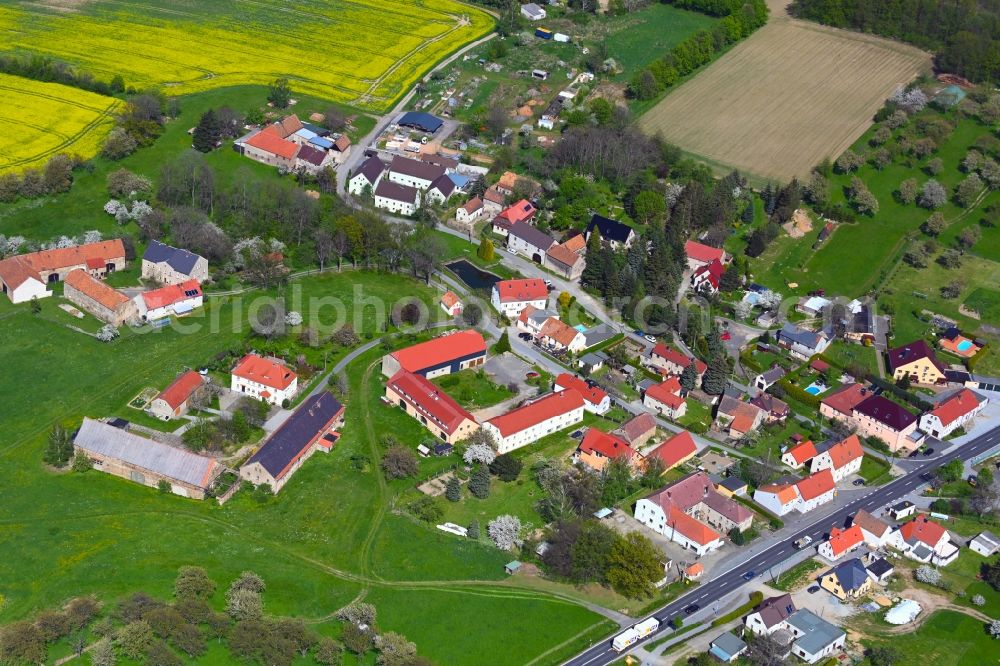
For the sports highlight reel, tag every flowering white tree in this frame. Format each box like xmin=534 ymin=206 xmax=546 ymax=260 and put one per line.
xmin=96 ymin=325 xmax=119 ymax=342
xmin=891 ymin=87 xmax=928 ymax=113
xmin=991 ymin=619 xmax=1000 ymax=639
xmin=915 ymin=565 xmax=942 ymax=586
xmin=758 ymin=290 xmax=783 ymax=311
xmin=130 ymin=201 xmax=153 ymax=220
xmin=0 ymin=234 xmax=27 ymax=257
xmin=81 ymin=230 xmax=103 ymax=245
xmin=919 ymin=180 xmax=947 ymax=209
xmin=284 ymin=311 xmax=303 ymax=326
xmin=664 ymin=183 xmax=684 ymax=208
xmin=53 ymin=236 xmax=76 ymax=249
xmin=487 ymin=515 xmax=522 ymax=551
xmin=464 ymin=443 xmax=496 ymax=466
xmin=104 ymin=199 xmax=126 ymax=216
xmin=734 ymin=300 xmax=753 ymax=320
xmin=972 ymin=594 xmax=986 ymax=607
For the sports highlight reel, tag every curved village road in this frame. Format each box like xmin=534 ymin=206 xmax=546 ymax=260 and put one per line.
xmin=562 ymin=424 xmax=1000 ymax=666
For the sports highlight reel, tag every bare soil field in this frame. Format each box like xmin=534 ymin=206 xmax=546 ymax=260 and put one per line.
xmin=638 ymin=10 xmax=931 ymax=182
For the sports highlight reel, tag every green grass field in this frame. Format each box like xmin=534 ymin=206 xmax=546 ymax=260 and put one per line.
xmin=861 ymin=610 xmax=996 ymax=666
xmin=823 ymin=341 xmax=880 ymax=375
xmin=431 ymin=368 xmax=514 ymax=409
xmin=0 ymin=271 xmax=610 ymax=664
xmin=601 ymin=4 xmax=719 ymax=81
xmin=0 ymin=0 xmax=493 ymax=112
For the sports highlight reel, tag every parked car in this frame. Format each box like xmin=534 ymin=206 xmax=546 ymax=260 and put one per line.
xmin=968 ymin=475 xmax=979 ymax=487
xmin=525 ymin=371 xmax=539 ymax=379
xmin=920 ymin=472 xmax=935 ymax=482
xmin=852 ymin=479 xmax=866 ymax=486
xmin=807 ymin=586 xmax=820 ymax=594
xmin=923 ymin=448 xmax=934 ymax=456
xmin=644 ymin=334 xmax=657 ymax=343
xmin=720 ymin=331 xmax=731 ymax=341
xmin=518 ymin=332 xmax=532 ymax=341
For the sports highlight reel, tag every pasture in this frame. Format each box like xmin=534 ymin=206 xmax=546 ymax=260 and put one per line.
xmin=0 ymin=0 xmax=493 ymax=112
xmin=0 ymin=73 xmax=119 ymax=172
xmin=638 ymin=12 xmax=930 ymax=182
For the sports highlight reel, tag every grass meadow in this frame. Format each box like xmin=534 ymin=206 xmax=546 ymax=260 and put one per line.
xmin=860 ymin=610 xmax=996 ymax=666
xmin=0 ymin=73 xmax=120 ymax=172
xmin=0 ymin=0 xmax=494 ymax=112
xmin=0 ymin=273 xmax=608 ymax=664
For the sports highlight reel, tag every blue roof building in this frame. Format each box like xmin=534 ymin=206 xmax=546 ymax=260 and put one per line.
xmin=240 ymin=391 xmax=345 ymax=492
xmin=397 ymin=111 xmax=444 ymax=133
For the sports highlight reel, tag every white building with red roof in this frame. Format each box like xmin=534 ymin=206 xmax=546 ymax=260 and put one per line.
xmin=919 ymin=389 xmax=987 ymax=438
xmin=643 ymin=377 xmax=687 ymax=419
xmin=575 ymin=429 xmax=641 ymax=473
xmin=755 ymin=469 xmax=836 ymax=516
xmin=380 ymin=329 xmax=487 ymax=378
xmin=645 ymin=343 xmax=706 ymax=385
xmin=888 ymin=514 xmax=959 ymax=566
xmin=0 ymin=239 xmax=126 ymax=304
xmin=483 ymin=389 xmax=584 ymax=453
xmin=135 ymin=279 xmax=203 ymax=322
xmin=440 ymin=291 xmax=463 ymax=317
xmin=385 ymin=370 xmax=479 ymax=444
xmin=691 ymin=259 xmax=725 ymax=294
xmin=635 ymin=471 xmax=752 ymax=556
xmin=809 ymin=434 xmax=864 ymax=482
xmin=491 ymin=278 xmax=548 ymax=318
xmin=818 ymin=525 xmax=864 ymax=561
xmin=230 ymin=354 xmax=298 ymax=405
xmin=684 ymin=240 xmax=728 ymax=270
xmin=554 ymin=373 xmax=610 ymax=414
xmin=491 ymin=199 xmax=537 ymax=237
xmin=781 ymin=440 xmax=817 ymax=469
xmin=149 ymin=370 xmax=205 ymax=421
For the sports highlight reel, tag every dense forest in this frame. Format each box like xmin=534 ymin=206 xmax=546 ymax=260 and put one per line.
xmin=791 ymin=0 xmax=1000 ymax=83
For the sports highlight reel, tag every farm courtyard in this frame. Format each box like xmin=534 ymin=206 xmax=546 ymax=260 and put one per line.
xmin=638 ymin=4 xmax=930 ymax=182
xmin=0 ymin=0 xmax=493 ymax=113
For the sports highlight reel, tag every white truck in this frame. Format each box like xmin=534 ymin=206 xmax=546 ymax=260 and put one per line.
xmin=633 ymin=617 xmax=660 ymax=638
xmin=611 ymin=628 xmax=640 ymax=652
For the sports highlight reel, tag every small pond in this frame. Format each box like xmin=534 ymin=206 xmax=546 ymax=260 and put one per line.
xmin=445 ymin=259 xmax=501 ymax=291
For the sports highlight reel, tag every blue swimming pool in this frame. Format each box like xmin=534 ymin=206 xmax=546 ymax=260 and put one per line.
xmin=804 ymin=384 xmax=822 ymax=396
xmin=574 ymin=324 xmax=588 ymax=333
xmin=957 ymin=339 xmax=973 ymax=352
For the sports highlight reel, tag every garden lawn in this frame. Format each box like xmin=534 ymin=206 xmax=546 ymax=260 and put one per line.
xmin=431 ymin=368 xmax=514 ymax=409
xmin=676 ymin=399 xmax=712 ymax=433
xmin=823 ymin=341 xmax=880 ymax=375
xmin=860 ymin=610 xmax=996 ymax=666
xmin=770 ymin=559 xmax=824 ymax=592
xmin=858 ymin=456 xmax=892 ymax=485
xmin=602 ymin=4 xmax=719 ymax=82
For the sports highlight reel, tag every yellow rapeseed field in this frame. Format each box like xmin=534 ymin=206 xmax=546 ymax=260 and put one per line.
xmin=0 ymin=73 xmax=120 ymax=173
xmin=0 ymin=0 xmax=494 ymax=112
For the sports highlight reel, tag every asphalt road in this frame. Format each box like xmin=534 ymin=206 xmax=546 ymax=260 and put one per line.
xmin=562 ymin=424 xmax=1000 ymax=666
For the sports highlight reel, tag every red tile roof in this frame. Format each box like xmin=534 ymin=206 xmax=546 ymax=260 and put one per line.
xmin=826 ymin=525 xmax=864 ymax=557
xmin=666 ymin=505 xmax=721 ymax=545
xmin=784 ymin=440 xmax=818 ymax=465
xmin=554 ymin=373 xmax=608 ymax=408
xmin=65 ymin=269 xmax=130 ymax=311
xmin=232 ymin=354 xmax=297 ymax=390
xmin=617 ymin=412 xmax=657 ymax=444
xmin=898 ymin=514 xmax=947 ymax=548
xmin=246 ymin=125 xmax=300 ymax=160
xmin=441 ymin=291 xmax=461 ymax=308
xmin=648 ymin=431 xmax=697 ymax=469
xmin=277 ymin=114 xmax=303 ymax=138
xmin=730 ymin=402 xmax=763 ymax=434
xmin=694 ymin=259 xmax=725 ymax=289
xmin=487 ymin=389 xmax=583 ymax=438
xmin=157 ymin=371 xmax=204 ymax=410
xmin=0 ymin=240 xmax=126 ymax=289
xmin=578 ymin=429 xmax=638 ymax=461
xmin=828 ymin=434 xmax=864 ymax=469
xmin=929 ymin=389 xmax=981 ymax=427
xmin=390 ymin=330 xmax=487 ymax=374
xmin=810 ymin=359 xmax=831 ymax=373
xmin=821 ymin=383 xmax=870 ymax=416
xmin=646 ymin=377 xmax=685 ymax=410
xmin=684 ymin=240 xmax=725 ymax=264
xmin=650 ymin=343 xmax=707 ymax=374
xmin=495 ymin=199 xmax=537 ymax=226
xmin=795 ymin=469 xmax=835 ymax=501
xmin=758 ymin=482 xmax=799 ymax=506
xmin=141 ymin=279 xmax=201 ymax=310
xmin=388 ymin=370 xmax=475 ymax=436
xmin=461 ymin=197 xmax=483 ymax=214
xmin=484 ymin=186 xmax=505 ymax=205
xmin=539 ymin=317 xmax=581 ymax=347
xmin=851 ymin=509 xmax=889 ymax=538
xmin=493 ymin=278 xmax=548 ymax=303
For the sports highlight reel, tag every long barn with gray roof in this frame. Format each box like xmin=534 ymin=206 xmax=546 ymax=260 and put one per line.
xmin=73 ymin=418 xmax=221 ymax=499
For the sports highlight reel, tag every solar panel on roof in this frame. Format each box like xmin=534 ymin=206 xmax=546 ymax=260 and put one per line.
xmin=184 ymin=289 xmax=199 ymax=297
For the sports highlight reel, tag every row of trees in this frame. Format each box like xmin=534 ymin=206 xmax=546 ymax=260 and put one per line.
xmin=0 ymin=153 xmax=79 ymax=203
xmin=0 ymin=53 xmax=128 ymax=96
xmin=629 ymin=0 xmax=769 ymax=100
